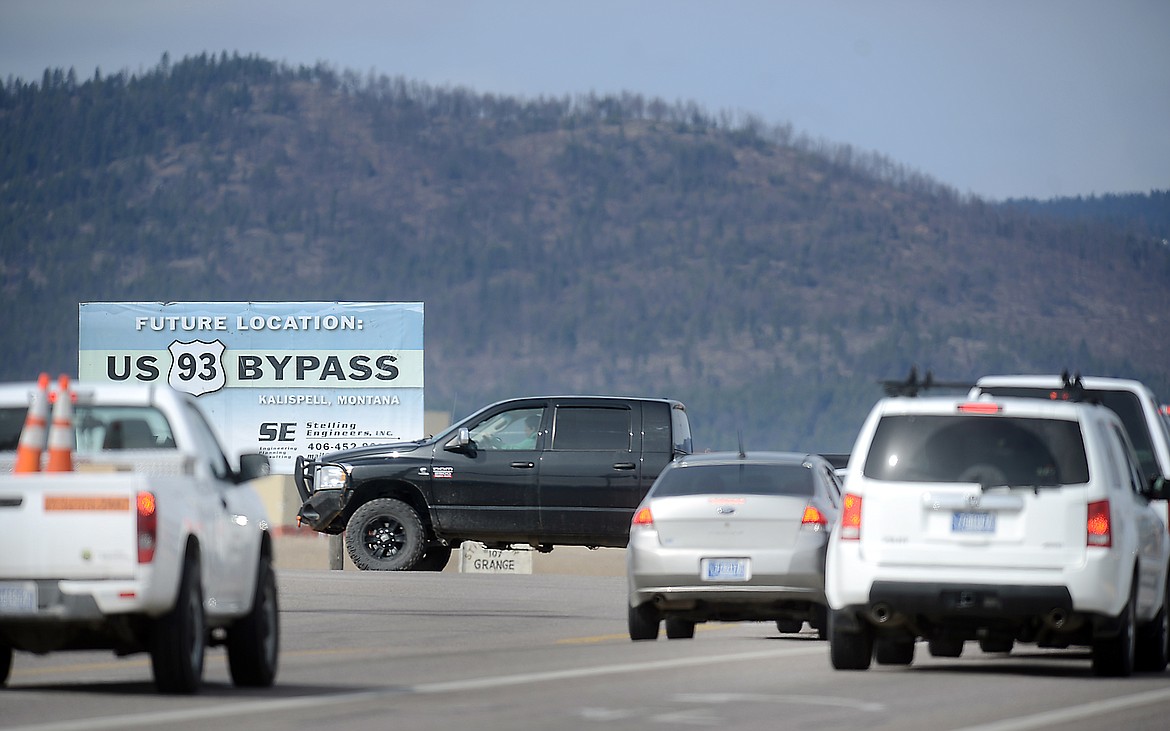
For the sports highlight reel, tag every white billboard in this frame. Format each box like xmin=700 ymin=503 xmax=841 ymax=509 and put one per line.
xmin=78 ymin=302 xmax=424 ymax=473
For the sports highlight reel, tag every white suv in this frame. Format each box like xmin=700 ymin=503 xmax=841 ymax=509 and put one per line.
xmin=825 ymin=392 xmax=1170 ymax=676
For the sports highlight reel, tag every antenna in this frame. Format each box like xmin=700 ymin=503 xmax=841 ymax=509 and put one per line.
xmin=737 ymin=430 xmax=746 ymax=459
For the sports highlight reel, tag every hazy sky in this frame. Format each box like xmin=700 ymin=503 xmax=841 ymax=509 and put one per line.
xmin=2 ymin=0 xmax=1167 ymax=201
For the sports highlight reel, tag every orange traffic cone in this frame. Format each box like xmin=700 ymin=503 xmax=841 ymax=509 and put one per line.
xmin=14 ymin=373 xmax=51 ymax=473
xmin=45 ymin=375 xmax=75 ymax=473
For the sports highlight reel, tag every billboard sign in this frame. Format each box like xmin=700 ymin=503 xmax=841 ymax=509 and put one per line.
xmin=78 ymin=302 xmax=424 ymax=473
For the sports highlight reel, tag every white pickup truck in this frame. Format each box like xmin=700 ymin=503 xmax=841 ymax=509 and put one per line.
xmin=0 ymin=380 xmax=279 ymax=693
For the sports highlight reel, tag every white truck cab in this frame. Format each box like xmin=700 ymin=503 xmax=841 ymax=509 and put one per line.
xmin=825 ymin=390 xmax=1170 ymax=676
xmin=0 ymin=380 xmax=279 ymax=693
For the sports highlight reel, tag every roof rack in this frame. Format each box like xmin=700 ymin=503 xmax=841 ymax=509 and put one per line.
xmin=880 ymin=366 xmax=975 ymax=398
xmin=1055 ymin=369 xmax=1088 ymax=402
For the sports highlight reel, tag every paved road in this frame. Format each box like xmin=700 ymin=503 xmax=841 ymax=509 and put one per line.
xmin=5 ymin=569 xmax=1170 ymax=731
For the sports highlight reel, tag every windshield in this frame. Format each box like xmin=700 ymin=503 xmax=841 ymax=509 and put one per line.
xmin=863 ymin=414 xmax=1089 ymax=486
xmin=651 ymin=462 xmax=813 ymax=498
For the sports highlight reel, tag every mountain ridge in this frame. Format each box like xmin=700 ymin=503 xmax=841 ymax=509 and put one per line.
xmin=2 ymin=53 xmax=1168 ymax=451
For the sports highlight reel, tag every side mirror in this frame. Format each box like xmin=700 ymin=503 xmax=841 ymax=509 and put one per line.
xmin=238 ymin=453 xmax=271 ymax=482
xmin=444 ymin=427 xmax=473 ymax=453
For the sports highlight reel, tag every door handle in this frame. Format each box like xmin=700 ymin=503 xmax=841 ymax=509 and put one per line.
xmin=510 ymin=461 xmax=535 ymax=469
xmin=613 ymin=462 xmax=636 ymax=470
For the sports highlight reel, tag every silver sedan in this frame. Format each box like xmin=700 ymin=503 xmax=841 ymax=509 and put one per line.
xmin=626 ymin=451 xmax=843 ymax=641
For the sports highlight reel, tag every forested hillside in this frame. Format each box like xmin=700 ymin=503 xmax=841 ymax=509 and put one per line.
xmin=2 ymin=53 xmax=1169 ymax=451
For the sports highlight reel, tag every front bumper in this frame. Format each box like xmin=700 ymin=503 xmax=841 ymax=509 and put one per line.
xmin=296 ymin=489 xmax=347 ymax=532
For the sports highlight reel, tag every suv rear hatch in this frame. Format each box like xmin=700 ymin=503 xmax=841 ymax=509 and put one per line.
xmin=856 ymin=404 xmax=1090 ymax=571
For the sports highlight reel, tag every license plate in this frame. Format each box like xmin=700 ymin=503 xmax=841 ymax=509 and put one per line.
xmin=952 ymin=511 xmax=996 ymax=533
xmin=0 ymin=581 xmax=38 ymax=615
xmin=701 ymin=558 xmax=750 ymax=582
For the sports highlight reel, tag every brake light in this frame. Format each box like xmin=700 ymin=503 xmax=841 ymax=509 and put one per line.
xmin=840 ymin=493 xmax=862 ymax=540
xmin=957 ymin=402 xmax=1002 ymax=415
xmin=632 ymin=506 xmax=654 ymax=527
xmin=801 ymin=505 xmax=827 ymax=530
xmin=1086 ymin=500 xmax=1111 ymax=547
xmin=137 ymin=491 xmax=157 ymax=563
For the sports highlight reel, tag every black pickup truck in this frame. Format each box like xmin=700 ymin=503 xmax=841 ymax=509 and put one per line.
xmin=294 ymin=395 xmax=692 ymax=571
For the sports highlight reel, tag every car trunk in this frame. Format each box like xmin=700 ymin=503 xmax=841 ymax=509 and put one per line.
xmin=648 ymin=494 xmax=810 ymax=550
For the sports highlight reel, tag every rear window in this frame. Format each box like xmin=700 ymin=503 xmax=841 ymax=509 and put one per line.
xmin=0 ymin=405 xmax=175 ymax=454
xmin=981 ymin=386 xmax=1157 ymax=480
xmin=863 ymin=414 xmax=1089 ymax=486
xmin=651 ymin=463 xmax=814 ymax=498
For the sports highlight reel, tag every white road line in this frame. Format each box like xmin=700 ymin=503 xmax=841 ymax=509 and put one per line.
xmin=950 ymin=687 xmax=1170 ymax=731
xmin=4 ymin=645 xmax=824 ymax=731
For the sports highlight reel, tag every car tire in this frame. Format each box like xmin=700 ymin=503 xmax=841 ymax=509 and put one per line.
xmin=927 ymin=638 xmax=964 ymax=658
xmin=150 ymin=551 xmax=206 ymax=694
xmin=628 ymin=602 xmax=660 ymax=641
xmin=226 ymin=554 xmax=280 ymax=687
xmin=874 ymin=637 xmax=915 ymax=665
xmin=1092 ymin=585 xmax=1136 ymax=677
xmin=411 ymin=546 xmax=453 ymax=572
xmin=829 ymin=610 xmax=873 ymax=671
xmin=775 ymin=619 xmax=804 ymax=634
xmin=346 ymin=498 xmax=426 ymax=571
xmin=978 ymin=637 xmax=1014 ymax=654
xmin=665 ymin=617 xmax=696 ymax=639
xmin=0 ymin=645 xmax=11 ymax=686
xmin=1135 ymin=576 xmax=1170 ymax=673
xmin=811 ymin=604 xmax=829 ymax=641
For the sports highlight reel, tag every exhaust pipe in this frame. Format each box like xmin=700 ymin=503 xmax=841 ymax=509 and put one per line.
xmin=869 ymin=603 xmax=893 ymax=624
xmin=1044 ymin=608 xmax=1067 ymax=629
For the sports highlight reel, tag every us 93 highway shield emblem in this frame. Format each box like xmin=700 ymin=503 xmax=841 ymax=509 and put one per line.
xmin=167 ymin=339 xmax=227 ymax=396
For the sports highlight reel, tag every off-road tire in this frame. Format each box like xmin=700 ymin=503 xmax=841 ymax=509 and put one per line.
xmin=151 ymin=551 xmax=206 ymax=694
xmin=227 ymin=554 xmax=280 ymax=687
xmin=346 ymin=498 xmax=426 ymax=571
xmin=628 ymin=602 xmax=660 ymax=641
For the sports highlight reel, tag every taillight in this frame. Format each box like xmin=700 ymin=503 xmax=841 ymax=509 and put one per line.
xmin=1086 ymin=499 xmax=1111 ymax=547
xmin=801 ymin=505 xmax=827 ymax=531
xmin=632 ymin=506 xmax=654 ymax=527
xmin=137 ymin=491 xmax=157 ymax=563
xmin=840 ymin=493 xmax=862 ymax=540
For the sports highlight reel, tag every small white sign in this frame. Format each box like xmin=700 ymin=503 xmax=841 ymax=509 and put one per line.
xmin=459 ymin=542 xmax=533 ymax=574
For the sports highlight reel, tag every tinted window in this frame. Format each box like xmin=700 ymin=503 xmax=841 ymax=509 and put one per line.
xmin=864 ymin=414 xmax=1089 ymax=486
xmin=671 ymin=405 xmax=693 ymax=454
xmin=982 ymin=387 xmax=1156 ymax=480
xmin=643 ymin=402 xmax=670 ymax=453
xmin=651 ymin=463 xmax=814 ymax=498
xmin=551 ymin=406 xmax=632 ymax=451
